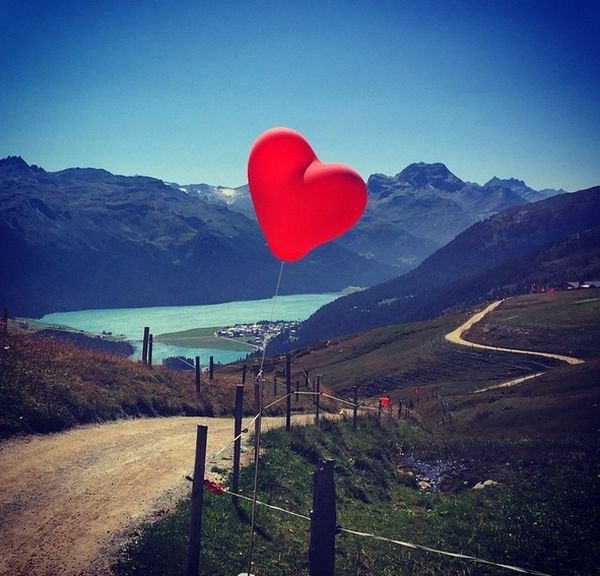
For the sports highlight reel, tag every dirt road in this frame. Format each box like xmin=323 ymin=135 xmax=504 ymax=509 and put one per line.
xmin=445 ymin=300 xmax=585 ymax=392
xmin=0 ymin=414 xmax=312 ymax=576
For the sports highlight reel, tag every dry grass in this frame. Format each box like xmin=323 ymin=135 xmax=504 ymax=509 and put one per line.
xmin=0 ymin=331 xmax=321 ymax=439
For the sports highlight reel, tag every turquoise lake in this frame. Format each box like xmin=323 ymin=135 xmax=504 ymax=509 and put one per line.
xmin=40 ymin=293 xmax=340 ymax=365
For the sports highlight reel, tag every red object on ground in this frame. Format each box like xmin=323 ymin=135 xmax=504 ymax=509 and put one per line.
xmin=379 ymin=396 xmax=390 ymax=408
xmin=247 ymin=127 xmax=367 ymax=261
xmin=203 ymin=479 xmax=225 ymax=496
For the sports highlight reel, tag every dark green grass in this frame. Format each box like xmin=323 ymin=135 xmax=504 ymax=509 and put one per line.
xmin=418 ymin=359 xmax=600 ymax=438
xmin=114 ymin=419 xmax=598 ymax=576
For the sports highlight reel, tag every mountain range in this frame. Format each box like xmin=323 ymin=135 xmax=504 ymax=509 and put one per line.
xmin=0 ymin=155 xmax=574 ymax=318
xmin=267 ymin=186 xmax=600 ymax=354
xmin=175 ymin=162 xmax=566 ymax=272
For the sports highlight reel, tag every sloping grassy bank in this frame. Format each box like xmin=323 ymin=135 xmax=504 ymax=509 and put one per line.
xmin=221 ymin=312 xmax=561 ymax=400
xmin=115 ymin=419 xmax=597 ymax=576
xmin=0 ymin=332 xmax=320 ymax=439
xmin=0 ymin=333 xmax=212 ymax=438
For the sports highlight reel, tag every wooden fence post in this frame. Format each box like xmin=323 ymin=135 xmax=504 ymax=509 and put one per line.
xmin=254 ymin=379 xmax=261 ymax=463
xmin=148 ymin=334 xmax=153 ymax=368
xmin=309 ymin=459 xmax=336 ymax=576
xmin=187 ymin=425 xmax=207 ymax=576
xmin=285 ymin=354 xmax=291 ymax=431
xmin=142 ymin=326 xmax=150 ymax=364
xmin=315 ymin=375 xmax=321 ymax=426
xmin=378 ymin=398 xmax=382 ymax=422
xmin=295 ymin=380 xmax=299 ymax=402
xmin=195 ymin=356 xmax=201 ymax=394
xmin=232 ymin=385 xmax=244 ymax=500
xmin=209 ymin=356 xmax=214 ymax=381
xmin=304 ymin=368 xmax=309 ymax=389
xmin=2 ymin=307 xmax=7 ymax=336
xmin=353 ymin=385 xmax=358 ymax=429
xmin=241 ymin=364 xmax=247 ymax=385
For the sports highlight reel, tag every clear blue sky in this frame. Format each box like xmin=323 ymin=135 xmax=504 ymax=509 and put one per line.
xmin=1 ymin=0 xmax=598 ymax=191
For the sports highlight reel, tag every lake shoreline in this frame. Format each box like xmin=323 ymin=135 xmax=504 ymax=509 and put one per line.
xmin=38 ymin=293 xmax=343 ymax=365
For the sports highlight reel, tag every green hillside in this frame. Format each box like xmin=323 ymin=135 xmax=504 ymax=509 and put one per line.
xmin=232 ymin=307 xmax=563 ymax=400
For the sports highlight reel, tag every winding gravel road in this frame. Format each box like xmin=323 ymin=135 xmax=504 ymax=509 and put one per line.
xmin=445 ymin=300 xmax=585 ymax=392
xmin=0 ymin=414 xmax=312 ymax=576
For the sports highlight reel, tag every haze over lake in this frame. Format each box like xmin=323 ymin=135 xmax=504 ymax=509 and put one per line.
xmin=40 ymin=293 xmax=341 ymax=364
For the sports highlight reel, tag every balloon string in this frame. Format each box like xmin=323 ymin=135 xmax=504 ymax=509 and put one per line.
xmin=247 ymin=259 xmax=284 ymax=576
xmin=257 ymin=260 xmax=285 ymax=377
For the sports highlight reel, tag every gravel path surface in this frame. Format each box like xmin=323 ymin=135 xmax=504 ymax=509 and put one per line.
xmin=0 ymin=414 xmax=312 ymax=576
xmin=445 ymin=300 xmax=584 ymax=365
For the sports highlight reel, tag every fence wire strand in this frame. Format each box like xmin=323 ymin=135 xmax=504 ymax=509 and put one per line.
xmin=224 ymin=488 xmax=311 ymax=521
xmin=210 ymin=488 xmax=555 ymax=576
xmin=339 ymin=527 xmax=554 ymax=576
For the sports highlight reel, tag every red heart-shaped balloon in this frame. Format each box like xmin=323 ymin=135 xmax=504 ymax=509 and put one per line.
xmin=247 ymin=127 xmax=367 ymax=261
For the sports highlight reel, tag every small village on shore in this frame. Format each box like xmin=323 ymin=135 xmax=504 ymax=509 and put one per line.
xmin=215 ymin=320 xmax=300 ymax=349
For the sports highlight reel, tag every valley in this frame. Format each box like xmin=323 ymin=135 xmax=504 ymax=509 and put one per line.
xmin=38 ymin=292 xmax=340 ymax=365
xmin=0 ymin=155 xmax=573 ymax=319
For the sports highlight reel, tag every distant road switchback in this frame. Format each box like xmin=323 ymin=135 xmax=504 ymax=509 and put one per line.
xmin=445 ymin=299 xmax=585 ymax=392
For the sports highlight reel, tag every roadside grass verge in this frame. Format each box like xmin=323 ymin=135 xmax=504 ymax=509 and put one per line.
xmin=114 ymin=419 xmax=597 ymax=576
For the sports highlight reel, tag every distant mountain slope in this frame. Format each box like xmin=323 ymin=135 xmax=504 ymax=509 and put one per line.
xmin=268 ymin=187 xmax=600 ymax=352
xmin=483 ymin=176 xmax=567 ymax=203
xmin=0 ymin=156 xmax=394 ymax=317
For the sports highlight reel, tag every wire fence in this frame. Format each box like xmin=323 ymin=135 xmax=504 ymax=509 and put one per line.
xmin=88 ymin=297 xmax=564 ymax=576
xmin=194 ymin=385 xmax=555 ymax=576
